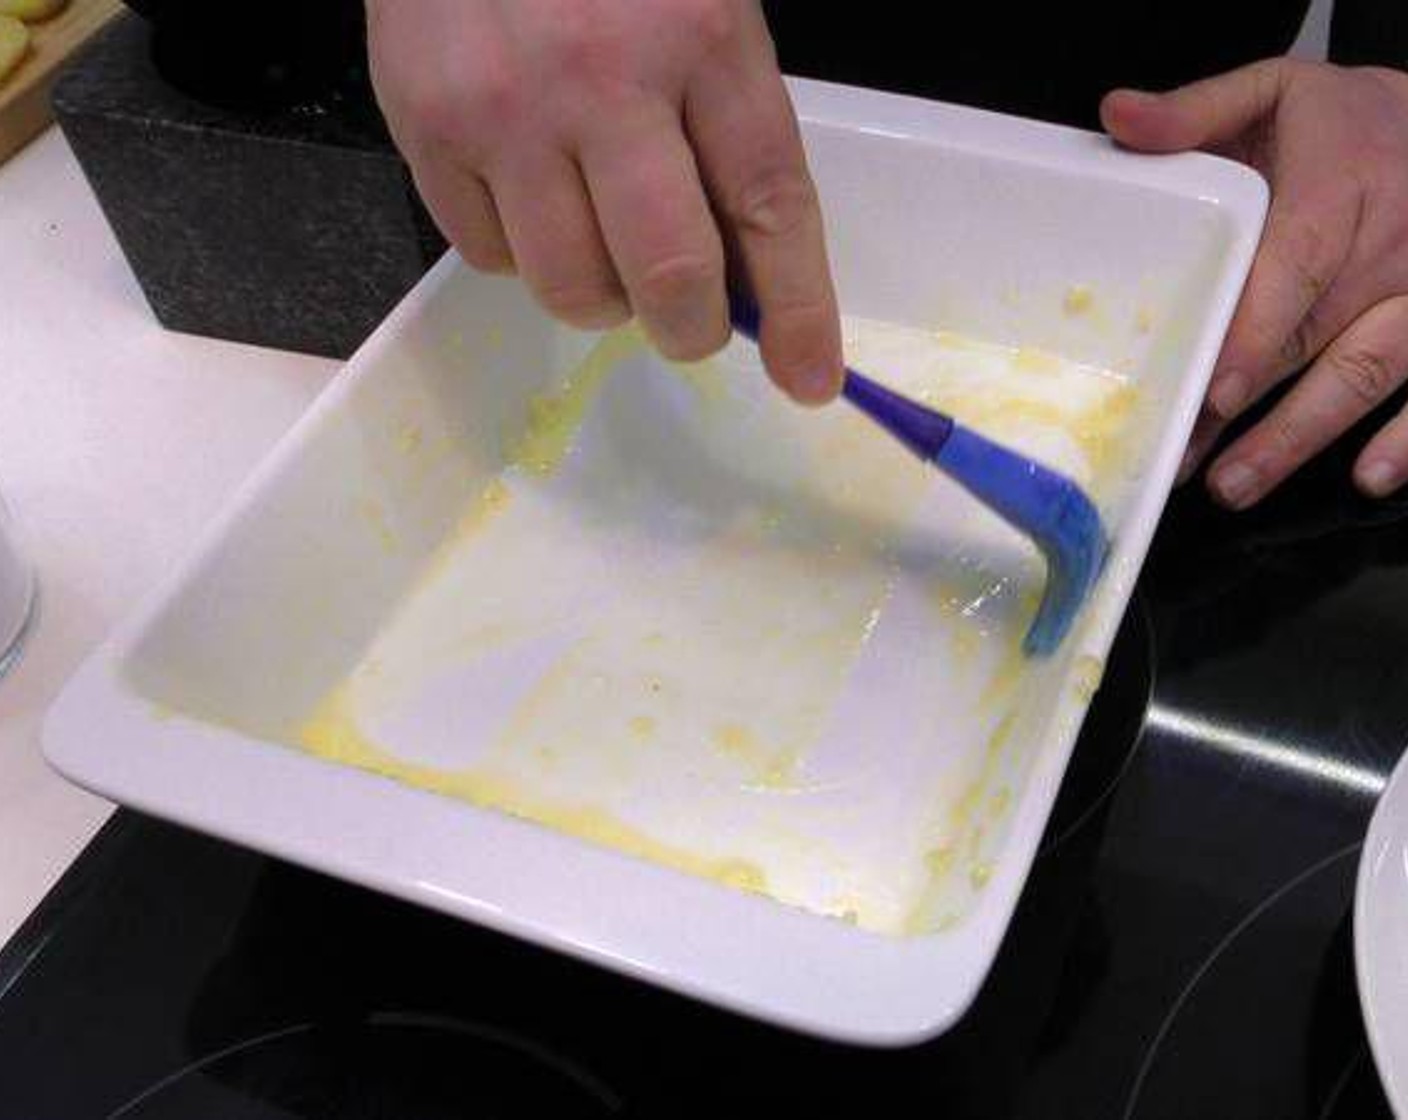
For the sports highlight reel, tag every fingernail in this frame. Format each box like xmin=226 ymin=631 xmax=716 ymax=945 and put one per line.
xmin=795 ymin=366 xmax=841 ymax=404
xmin=1358 ymin=460 xmax=1399 ymax=498
xmin=1209 ymin=372 xmax=1248 ymax=420
xmin=1212 ymin=461 xmax=1261 ymax=509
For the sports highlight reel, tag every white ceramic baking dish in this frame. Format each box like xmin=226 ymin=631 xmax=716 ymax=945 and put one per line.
xmin=45 ymin=77 xmax=1265 ymax=1045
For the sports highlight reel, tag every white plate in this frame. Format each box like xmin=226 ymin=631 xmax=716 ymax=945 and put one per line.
xmin=1356 ymin=747 xmax=1408 ymax=1112
xmin=44 ymin=78 xmax=1266 ymax=1046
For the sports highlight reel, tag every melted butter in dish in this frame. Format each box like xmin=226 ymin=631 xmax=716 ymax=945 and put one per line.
xmin=293 ymin=318 xmax=1138 ymax=935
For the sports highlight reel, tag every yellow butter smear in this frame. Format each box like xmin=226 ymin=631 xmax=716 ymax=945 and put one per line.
xmin=502 ymin=325 xmax=724 ymax=477
xmin=915 ymin=369 xmax=1138 ymax=482
xmin=903 ymin=706 xmax=1020 ymax=934
xmin=713 ymin=723 xmax=799 ymax=790
xmin=298 ymin=686 xmax=768 ymax=894
xmin=504 ymin=328 xmax=645 ymax=476
xmin=291 ymin=317 xmax=1140 ymax=935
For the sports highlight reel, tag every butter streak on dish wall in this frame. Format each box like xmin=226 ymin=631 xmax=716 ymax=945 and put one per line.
xmin=290 ymin=315 xmax=1140 ymax=936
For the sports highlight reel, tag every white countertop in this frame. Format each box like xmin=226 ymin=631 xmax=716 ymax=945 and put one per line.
xmin=0 ymin=129 xmax=337 ymax=946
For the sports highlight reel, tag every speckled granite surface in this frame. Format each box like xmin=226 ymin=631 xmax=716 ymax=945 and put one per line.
xmin=53 ymin=13 xmax=445 ymax=359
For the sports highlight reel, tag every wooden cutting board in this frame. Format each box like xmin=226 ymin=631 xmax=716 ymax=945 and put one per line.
xmin=0 ymin=0 xmax=123 ymax=166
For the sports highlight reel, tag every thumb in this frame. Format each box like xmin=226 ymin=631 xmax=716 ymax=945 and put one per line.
xmin=1101 ymin=59 xmax=1285 ymax=153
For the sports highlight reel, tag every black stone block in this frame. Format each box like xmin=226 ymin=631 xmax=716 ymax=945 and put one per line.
xmin=53 ymin=13 xmax=446 ymax=360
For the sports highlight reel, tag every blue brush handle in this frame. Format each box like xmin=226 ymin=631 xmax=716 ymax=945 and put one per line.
xmin=842 ymin=370 xmax=955 ymax=460
xmin=935 ymin=426 xmax=1094 ymax=550
xmin=730 ymin=289 xmax=1077 ymax=528
xmin=726 ymin=290 xmax=1099 ymax=559
xmin=726 ymin=291 xmax=1106 ymax=655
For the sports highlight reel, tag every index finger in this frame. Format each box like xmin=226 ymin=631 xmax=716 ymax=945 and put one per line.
xmin=684 ymin=26 xmax=842 ymax=405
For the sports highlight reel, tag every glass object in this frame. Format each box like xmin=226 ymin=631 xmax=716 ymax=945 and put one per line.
xmin=0 ymin=492 xmax=34 ymax=679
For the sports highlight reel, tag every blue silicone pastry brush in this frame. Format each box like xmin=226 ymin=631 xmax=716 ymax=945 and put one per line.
xmin=728 ymin=292 xmax=1108 ymax=656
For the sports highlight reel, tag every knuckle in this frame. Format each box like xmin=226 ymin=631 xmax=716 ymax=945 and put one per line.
xmin=1229 ymin=318 xmax=1277 ymax=370
xmin=404 ymin=68 xmax=520 ymax=150
xmin=1266 ymin=410 xmax=1309 ymax=460
xmin=1327 ymin=345 xmax=1398 ymax=405
xmin=462 ymin=64 xmax=524 ymax=130
xmin=541 ymin=22 xmax=619 ymax=92
xmin=1385 ymin=198 xmax=1408 ymax=251
xmin=679 ymin=0 xmax=739 ymax=50
xmin=1251 ymin=58 xmax=1290 ymax=105
xmin=633 ymin=251 xmax=721 ymax=311
xmin=766 ymin=295 xmax=835 ymax=334
xmin=729 ymin=165 xmax=817 ymax=239
xmin=397 ymin=84 xmax=465 ymax=148
xmin=1270 ymin=221 xmax=1334 ymax=302
xmin=1278 ymin=315 xmax=1317 ymax=371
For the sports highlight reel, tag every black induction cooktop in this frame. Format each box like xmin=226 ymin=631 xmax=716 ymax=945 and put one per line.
xmin=3 ymin=399 xmax=1408 ymax=1119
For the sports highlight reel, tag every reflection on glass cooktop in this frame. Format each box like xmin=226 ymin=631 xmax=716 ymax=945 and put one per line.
xmin=3 ymin=407 xmax=1407 ymax=1117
